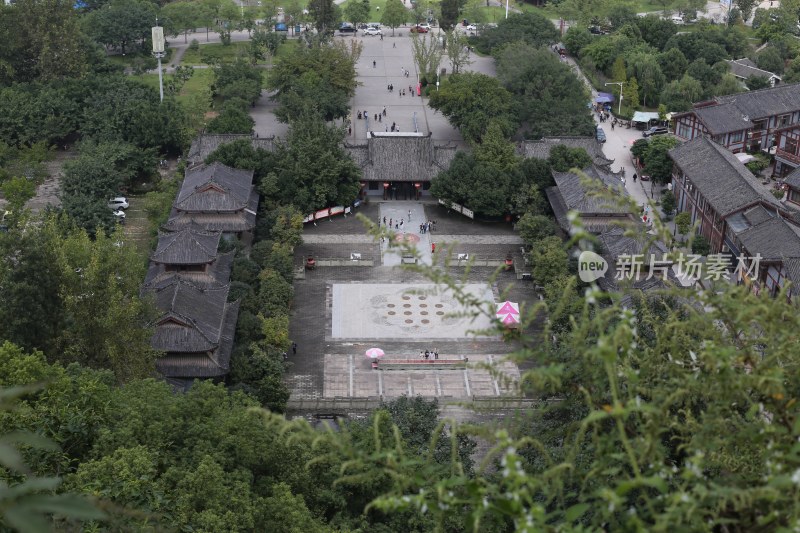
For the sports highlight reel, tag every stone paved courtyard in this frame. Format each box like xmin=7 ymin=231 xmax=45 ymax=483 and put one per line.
xmin=286 ymin=201 xmax=538 ymax=402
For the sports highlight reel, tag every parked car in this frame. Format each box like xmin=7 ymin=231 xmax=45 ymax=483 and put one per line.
xmin=596 ymin=127 xmax=606 ymax=143
xmin=108 ymin=197 xmax=129 ymax=210
xmin=364 ymin=27 xmax=382 ymax=35
xmin=589 ymin=26 xmax=606 ymax=35
xmin=643 ymin=126 xmax=669 ymax=138
xmin=410 ymin=25 xmax=428 ymax=33
xmin=416 ymin=22 xmax=431 ymax=30
xmin=466 ymin=24 xmax=477 ymax=31
xmin=339 ymin=23 xmax=357 ymax=33
xmin=112 ymin=209 xmax=126 ymax=223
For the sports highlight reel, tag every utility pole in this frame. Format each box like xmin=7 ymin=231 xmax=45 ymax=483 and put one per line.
xmin=605 ymin=81 xmax=624 ymax=115
xmin=152 ymin=20 xmax=166 ymax=102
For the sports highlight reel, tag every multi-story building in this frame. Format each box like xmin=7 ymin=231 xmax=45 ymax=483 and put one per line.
xmin=673 ymin=82 xmax=800 ymax=154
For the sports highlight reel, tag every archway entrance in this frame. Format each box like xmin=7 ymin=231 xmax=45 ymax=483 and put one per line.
xmin=382 ymin=181 xmax=425 ymax=200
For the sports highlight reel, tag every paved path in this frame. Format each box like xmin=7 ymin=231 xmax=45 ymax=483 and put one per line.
xmin=379 ymin=202 xmax=432 ymax=265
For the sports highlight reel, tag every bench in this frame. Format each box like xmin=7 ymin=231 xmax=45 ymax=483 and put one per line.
xmin=377 ymin=359 xmax=467 ymax=370
xmin=401 ymin=254 xmax=417 ymax=264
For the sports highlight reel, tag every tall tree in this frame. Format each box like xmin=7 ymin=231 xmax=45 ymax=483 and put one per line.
xmin=443 ymin=30 xmax=472 ymax=74
xmin=161 ymin=1 xmax=199 ymax=43
xmin=381 ymin=0 xmax=408 ymax=35
xmin=83 ymin=0 xmax=157 ymax=55
xmin=308 ymin=0 xmax=339 ymax=34
xmin=344 ymin=0 xmax=370 ymax=27
xmin=410 ymin=33 xmax=443 ymax=81
xmin=439 ymin=0 xmax=460 ymax=30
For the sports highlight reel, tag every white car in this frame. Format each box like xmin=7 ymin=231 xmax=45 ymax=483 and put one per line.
xmin=364 ymin=27 xmax=382 ymax=36
xmin=417 ymin=23 xmax=431 ymax=30
xmin=466 ymin=24 xmax=477 ymax=31
xmin=108 ymin=197 xmax=129 ymax=210
xmin=112 ymin=209 xmax=126 ymax=223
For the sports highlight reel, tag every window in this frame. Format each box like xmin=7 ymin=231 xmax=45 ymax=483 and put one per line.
xmin=368 ymin=181 xmax=379 ymax=190
xmin=780 ymin=114 xmax=791 ymax=127
xmin=753 ymin=120 xmax=767 ymax=131
xmin=786 ymin=138 xmax=798 ymax=155
xmin=789 ymin=189 xmax=800 ymax=205
xmin=677 ymin=122 xmax=691 ymax=139
xmin=730 ymin=131 xmax=744 ymax=144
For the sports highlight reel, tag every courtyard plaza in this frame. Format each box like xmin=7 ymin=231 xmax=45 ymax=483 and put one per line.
xmin=287 ymin=201 xmax=536 ymax=402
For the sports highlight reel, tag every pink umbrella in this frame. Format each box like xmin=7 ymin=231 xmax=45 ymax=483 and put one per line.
xmin=501 ymin=313 xmax=519 ymax=325
xmin=365 ymin=348 xmax=385 ymax=359
xmin=496 ymin=301 xmax=519 ymax=316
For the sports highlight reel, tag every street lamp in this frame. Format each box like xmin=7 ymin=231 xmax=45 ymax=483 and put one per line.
xmin=605 ymin=81 xmax=624 ymax=116
xmin=152 ymin=20 xmax=166 ymax=102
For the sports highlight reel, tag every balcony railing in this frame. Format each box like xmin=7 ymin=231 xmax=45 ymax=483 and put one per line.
xmin=776 ymin=148 xmax=800 ymax=165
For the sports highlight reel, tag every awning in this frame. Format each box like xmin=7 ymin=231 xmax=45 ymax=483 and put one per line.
xmin=632 ymin=111 xmax=660 ymax=124
xmin=596 ymin=92 xmax=615 ymax=103
xmin=735 ymin=153 xmax=756 ymax=164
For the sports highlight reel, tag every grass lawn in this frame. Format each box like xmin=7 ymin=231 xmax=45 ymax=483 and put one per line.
xmin=130 ymin=68 xmax=215 ymax=107
xmin=338 ymin=0 xmax=393 ymax=24
xmin=181 ymin=42 xmax=253 ymax=65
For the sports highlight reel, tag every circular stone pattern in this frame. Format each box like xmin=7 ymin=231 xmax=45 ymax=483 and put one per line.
xmin=436 ymin=311 xmax=444 ymax=316
xmin=421 ymin=319 xmax=430 ymax=324
xmin=402 ymin=296 xmax=411 ymax=301
xmin=420 ymin=311 xmax=428 ymax=315
xmin=387 ymin=303 xmax=395 ymax=308
xmin=388 ymin=311 xmax=396 ymax=316
xmin=435 ymin=304 xmax=444 ymax=308
xmin=403 ymin=304 xmax=411 ymax=308
xmin=395 ymin=233 xmax=421 ymax=244
xmin=404 ymin=311 xmax=412 ymax=315
xmin=405 ymin=319 xmax=413 ymax=324
xmin=420 ymin=304 xmax=427 ymax=308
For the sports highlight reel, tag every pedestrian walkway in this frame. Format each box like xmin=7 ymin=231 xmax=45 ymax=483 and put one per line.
xmin=379 ymin=202 xmax=432 ymax=266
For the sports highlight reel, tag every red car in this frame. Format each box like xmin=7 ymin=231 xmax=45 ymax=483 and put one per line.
xmin=410 ymin=25 xmax=428 ymax=33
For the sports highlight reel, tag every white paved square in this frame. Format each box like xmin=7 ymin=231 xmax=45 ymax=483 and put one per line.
xmin=331 ymin=283 xmax=495 ymax=339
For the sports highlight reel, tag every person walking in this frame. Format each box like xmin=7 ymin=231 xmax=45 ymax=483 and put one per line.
xmin=292 ymin=342 xmax=297 ymax=355
xmin=408 ymin=209 xmax=411 ymax=221
xmin=431 ymin=242 xmax=436 ymax=253
xmin=633 ymin=173 xmax=638 ymax=183
xmin=373 ymin=60 xmax=376 ymax=68
xmin=389 ymin=217 xmax=392 ymax=228
xmin=383 ymin=106 xmax=387 ymax=116
xmin=399 ymin=219 xmax=404 ymax=229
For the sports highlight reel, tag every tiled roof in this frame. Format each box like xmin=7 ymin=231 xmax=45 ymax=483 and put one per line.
xmin=187 ymin=133 xmax=275 ymax=166
xmin=519 ymin=136 xmax=614 ymax=168
xmin=782 ymin=257 xmax=800 ymax=296
xmin=692 ymin=102 xmax=752 ymax=135
xmin=151 ymin=227 xmax=221 ymax=265
xmin=176 ymin=162 xmax=255 ymax=212
xmin=597 ymin=226 xmax=668 ymax=260
xmin=148 ymin=280 xmax=232 ymax=354
xmin=669 ymin=136 xmax=781 ymax=216
xmin=345 ymin=134 xmax=458 ymax=182
xmin=143 ymin=251 xmax=234 ymax=290
xmin=545 ymin=166 xmax=632 ymax=232
xmin=736 ymin=216 xmax=800 ymax=261
xmin=727 ymin=59 xmax=780 ymax=82
xmin=716 ymin=81 xmax=800 ymax=120
xmin=785 ymin=165 xmax=800 ymax=189
xmin=155 ymin=300 xmax=240 ymax=379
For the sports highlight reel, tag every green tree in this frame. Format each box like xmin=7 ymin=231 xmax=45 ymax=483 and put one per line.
xmin=344 ymin=0 xmax=370 ymax=27
xmin=635 ymin=14 xmax=678 ymax=51
xmin=622 ymin=76 xmax=640 ymax=110
xmin=531 ymin=236 xmax=569 ymax=287
xmin=428 ymin=72 xmax=515 ymax=143
xmin=516 ymin=213 xmax=556 ymax=246
xmin=271 ymin=113 xmax=362 ymax=213
xmin=657 ymin=47 xmax=689 ymax=81
xmin=660 ymin=189 xmax=676 ymax=217
xmin=610 ymin=56 xmax=627 ymax=83
xmin=563 ymin=26 xmax=592 ymax=58
xmin=439 ymin=0 xmax=460 ymax=30
xmin=660 ymin=74 xmax=703 ymax=111
xmin=744 ymin=75 xmax=771 ymax=90
xmin=474 ymin=11 xmax=559 ymax=55
xmin=674 ymin=211 xmax=692 ymax=236
xmin=206 ymin=102 xmax=256 ymax=133
xmin=734 ymin=0 xmax=758 ymax=20
xmin=0 ymin=176 xmax=36 ymax=216
xmin=83 ymin=0 xmax=157 ymax=55
xmin=496 ymin=43 xmax=594 ymax=139
xmin=643 ymin=135 xmax=680 ymax=183
xmin=715 ymin=72 xmax=746 ymax=95
xmin=162 ymin=1 xmax=199 ymax=43
xmin=626 ymin=52 xmax=665 ymax=107
xmin=756 ymin=46 xmax=784 ymax=75
xmin=308 ymin=0 xmax=339 ymax=33
xmin=548 ymin=145 xmax=592 ymax=172
xmin=411 ymin=33 xmax=443 ymax=81
xmin=381 ymin=0 xmax=408 ymax=35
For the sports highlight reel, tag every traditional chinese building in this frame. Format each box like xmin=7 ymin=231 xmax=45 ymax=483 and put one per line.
xmin=163 ymin=162 xmax=258 ymax=238
xmin=670 ymin=136 xmax=800 ymax=296
xmin=146 ymin=280 xmax=240 ymax=390
xmin=518 ymin=136 xmax=615 ymax=171
xmin=344 ymin=133 xmax=458 ymax=200
xmin=726 ymin=58 xmax=782 ymax=89
xmin=673 ymin=82 xmax=800 ymax=154
xmin=545 ymin=165 xmax=634 ymax=233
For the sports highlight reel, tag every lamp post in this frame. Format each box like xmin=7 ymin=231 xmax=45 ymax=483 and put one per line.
xmin=152 ymin=20 xmax=166 ymax=102
xmin=605 ymin=81 xmax=624 ymax=116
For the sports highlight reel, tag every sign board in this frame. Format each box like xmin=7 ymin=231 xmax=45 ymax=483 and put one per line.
xmin=151 ymin=26 xmax=165 ymax=53
xmin=461 ymin=207 xmax=474 ymax=219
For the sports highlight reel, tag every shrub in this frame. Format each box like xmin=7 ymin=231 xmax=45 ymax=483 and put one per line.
xmin=189 ymin=39 xmax=200 ymax=52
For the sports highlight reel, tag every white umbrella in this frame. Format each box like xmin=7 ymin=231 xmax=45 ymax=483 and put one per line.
xmin=365 ymin=347 xmax=385 ymax=359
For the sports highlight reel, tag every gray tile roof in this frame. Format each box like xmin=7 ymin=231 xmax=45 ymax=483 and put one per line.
xmin=782 ymin=257 xmax=800 ymax=296
xmin=176 ymin=162 xmax=255 ymax=212
xmin=716 ymin=80 xmax=800 ymax=120
xmin=669 ymin=136 xmax=782 ymax=216
xmin=519 ymin=136 xmax=615 ymax=168
xmin=736 ymin=216 xmax=800 ymax=261
xmin=785 ymin=165 xmax=800 ymax=189
xmin=742 ymin=204 xmax=775 ymax=227
xmin=155 ymin=300 xmax=240 ymax=379
xmin=691 ymin=102 xmax=752 ymax=135
xmin=727 ymin=59 xmax=780 ymax=82
xmin=187 ymin=133 xmax=275 ymax=166
xmin=148 ymin=280 xmax=233 ymax=354
xmin=345 ymin=133 xmax=458 ymax=182
xmin=597 ymin=226 xmax=668 ymax=260
xmin=546 ymin=166 xmax=632 ymax=232
xmin=151 ymin=227 xmax=221 ymax=265
xmin=143 ymin=250 xmax=234 ymax=290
